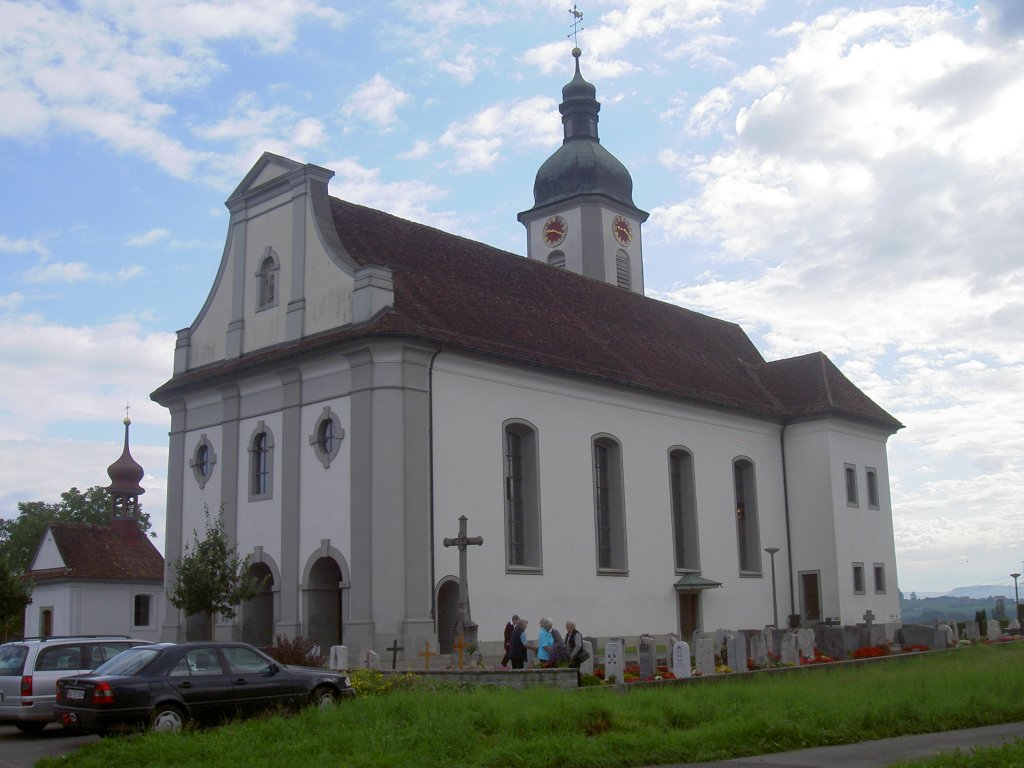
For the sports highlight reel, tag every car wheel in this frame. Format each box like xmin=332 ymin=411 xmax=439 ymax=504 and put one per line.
xmin=15 ymin=722 xmax=47 ymax=734
xmin=151 ymin=704 xmax=187 ymax=733
xmin=312 ymin=685 xmax=337 ymax=711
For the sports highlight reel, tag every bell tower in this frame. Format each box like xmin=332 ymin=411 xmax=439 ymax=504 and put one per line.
xmin=518 ymin=48 xmax=649 ymax=293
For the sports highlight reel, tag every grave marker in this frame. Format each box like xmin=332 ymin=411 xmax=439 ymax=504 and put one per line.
xmin=672 ymin=640 xmax=691 ymax=678
xmin=604 ymin=639 xmax=624 ymax=685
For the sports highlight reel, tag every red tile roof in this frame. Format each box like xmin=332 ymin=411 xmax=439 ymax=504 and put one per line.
xmin=27 ymin=523 xmax=164 ymax=583
xmin=153 ymin=197 xmax=901 ymax=432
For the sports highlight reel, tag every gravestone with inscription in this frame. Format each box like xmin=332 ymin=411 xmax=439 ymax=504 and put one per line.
xmin=965 ymin=621 xmax=980 ymax=641
xmin=638 ymin=634 xmax=656 ymax=679
xmin=329 ymin=645 xmax=348 ymax=671
xmin=748 ymin=632 xmax=768 ymax=668
xmin=604 ymin=639 xmax=624 ymax=685
xmin=725 ymin=634 xmax=747 ymax=673
xmin=986 ymin=619 xmax=1002 ymax=641
xmin=672 ymin=640 xmax=691 ymax=678
xmin=797 ymin=629 xmax=815 ymax=660
xmin=695 ymin=637 xmax=716 ymax=675
xmin=361 ymin=648 xmax=380 ymax=671
xmin=580 ymin=639 xmax=595 ymax=676
xmin=780 ymin=633 xmax=800 ymax=666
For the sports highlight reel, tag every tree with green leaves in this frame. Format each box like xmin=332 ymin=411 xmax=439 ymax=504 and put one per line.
xmin=0 ymin=486 xmax=155 ymax=573
xmin=0 ymin=555 xmax=32 ymax=641
xmin=167 ymin=507 xmax=264 ymax=640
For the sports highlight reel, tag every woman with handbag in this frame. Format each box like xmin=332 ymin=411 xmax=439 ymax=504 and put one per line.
xmin=565 ymin=620 xmax=588 ymax=667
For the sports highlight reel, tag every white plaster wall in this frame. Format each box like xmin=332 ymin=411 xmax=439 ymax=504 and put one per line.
xmin=298 ymin=396 xmax=352 ymax=572
xmin=236 ymin=409 xmax=284 ymax=566
xmin=24 ymin=584 xmax=68 ymax=636
xmin=431 ymin=353 xmax=789 ymax=643
xmin=242 ymin=201 xmax=291 ymax=354
xmin=31 ymin=531 xmax=65 ymax=571
xmin=188 ymin=234 xmax=234 ymax=369
xmin=785 ymin=418 xmax=900 ymax=625
xmin=304 ymin=213 xmax=354 ymax=334
xmin=181 ymin=424 xmax=224 ymax=536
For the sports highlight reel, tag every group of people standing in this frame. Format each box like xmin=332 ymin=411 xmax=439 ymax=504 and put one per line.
xmin=501 ymin=615 xmax=588 ymax=669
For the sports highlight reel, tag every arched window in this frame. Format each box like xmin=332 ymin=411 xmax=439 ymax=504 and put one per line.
xmin=255 ymin=247 xmax=279 ymax=310
xmin=503 ymin=421 xmax=542 ymax=570
xmin=593 ymin=435 xmax=627 ymax=572
xmin=669 ymin=448 xmax=699 ymax=571
xmin=547 ymin=250 xmax=566 ymax=269
xmin=733 ymin=458 xmax=761 ymax=574
xmin=248 ymin=422 xmax=274 ymax=500
xmin=615 ymin=249 xmax=631 ymax=289
xmin=309 ymin=406 xmax=344 ymax=469
xmin=845 ymin=464 xmax=859 ymax=506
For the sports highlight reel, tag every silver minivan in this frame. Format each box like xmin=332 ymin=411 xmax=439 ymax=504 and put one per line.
xmin=0 ymin=637 xmax=149 ymax=733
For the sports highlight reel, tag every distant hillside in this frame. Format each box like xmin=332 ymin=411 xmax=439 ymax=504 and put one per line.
xmin=900 ymin=591 xmax=1020 ymax=624
xmin=945 ymin=585 xmax=1015 ymax=600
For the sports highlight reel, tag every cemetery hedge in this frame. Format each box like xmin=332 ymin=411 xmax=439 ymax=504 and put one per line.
xmin=38 ymin=642 xmax=1024 ymax=768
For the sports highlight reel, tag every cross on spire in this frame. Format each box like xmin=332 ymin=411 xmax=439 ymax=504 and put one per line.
xmin=568 ymin=4 xmax=584 ymax=48
xmin=124 ymin=401 xmax=132 ymax=425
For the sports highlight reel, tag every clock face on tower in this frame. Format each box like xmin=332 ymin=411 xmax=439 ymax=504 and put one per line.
xmin=543 ymin=215 xmax=568 ymax=247
xmin=612 ymin=215 xmax=632 ymax=247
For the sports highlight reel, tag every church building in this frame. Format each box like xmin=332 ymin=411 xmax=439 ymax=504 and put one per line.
xmin=152 ymin=50 xmax=902 ymax=655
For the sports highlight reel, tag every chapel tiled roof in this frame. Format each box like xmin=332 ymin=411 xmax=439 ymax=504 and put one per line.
xmin=153 ymin=197 xmax=902 ymax=432
xmin=27 ymin=523 xmax=164 ymax=583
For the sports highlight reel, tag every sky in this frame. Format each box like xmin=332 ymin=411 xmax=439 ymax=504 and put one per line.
xmin=1 ymin=0 xmax=1022 ymax=597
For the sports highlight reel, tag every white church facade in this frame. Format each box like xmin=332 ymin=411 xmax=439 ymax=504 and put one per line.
xmin=152 ymin=51 xmax=902 ymax=655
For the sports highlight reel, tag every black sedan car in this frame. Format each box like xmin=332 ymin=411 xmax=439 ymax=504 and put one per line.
xmin=53 ymin=642 xmax=354 ymax=733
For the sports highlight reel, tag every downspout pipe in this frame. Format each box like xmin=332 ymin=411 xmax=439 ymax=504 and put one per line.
xmin=780 ymin=426 xmax=796 ymax=624
xmin=427 ymin=344 xmax=444 ymax=629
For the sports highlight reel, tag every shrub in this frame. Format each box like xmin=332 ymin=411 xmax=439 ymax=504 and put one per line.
xmin=265 ymin=635 xmax=326 ymax=668
xmin=347 ymin=668 xmax=421 ymax=696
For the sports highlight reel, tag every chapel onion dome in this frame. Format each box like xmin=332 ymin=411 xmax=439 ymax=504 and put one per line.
xmin=530 ymin=48 xmax=638 ymax=210
xmin=106 ymin=416 xmax=146 ymax=496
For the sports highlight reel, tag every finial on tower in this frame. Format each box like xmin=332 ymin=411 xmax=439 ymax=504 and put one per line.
xmin=568 ymin=4 xmax=584 ymax=50
xmin=123 ymin=401 xmax=132 ymax=426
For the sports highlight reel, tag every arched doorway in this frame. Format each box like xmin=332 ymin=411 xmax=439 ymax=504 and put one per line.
xmin=306 ymin=557 xmax=343 ymax=653
xmin=242 ymin=562 xmax=274 ymax=647
xmin=436 ymin=580 xmax=459 ymax=654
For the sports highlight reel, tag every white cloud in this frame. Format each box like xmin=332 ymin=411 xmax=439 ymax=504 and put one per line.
xmin=326 ymin=158 xmax=457 ymax=231
xmin=342 ymin=75 xmax=411 ymax=131
xmin=646 ymin=5 xmax=1024 ymax=591
xmin=0 ymin=235 xmax=49 ymax=258
xmin=437 ymin=96 xmax=559 ymax=172
xmin=126 ymin=228 xmax=171 ymax=246
xmin=22 ymin=262 xmax=145 ymax=284
xmin=397 ymin=140 xmax=433 ymax=161
xmin=0 ymin=0 xmax=344 ymax=179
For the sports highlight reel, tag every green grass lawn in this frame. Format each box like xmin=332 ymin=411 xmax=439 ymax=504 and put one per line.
xmin=40 ymin=642 xmax=1024 ymax=768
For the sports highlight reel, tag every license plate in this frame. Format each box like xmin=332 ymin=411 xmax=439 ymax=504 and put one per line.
xmin=66 ymin=688 xmax=85 ymax=701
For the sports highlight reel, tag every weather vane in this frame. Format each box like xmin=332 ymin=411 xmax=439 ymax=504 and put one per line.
xmin=568 ymin=4 xmax=584 ymax=48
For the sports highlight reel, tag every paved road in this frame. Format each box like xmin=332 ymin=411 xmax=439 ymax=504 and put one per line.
xmin=0 ymin=723 xmax=98 ymax=768
xmin=657 ymin=721 xmax=1024 ymax=768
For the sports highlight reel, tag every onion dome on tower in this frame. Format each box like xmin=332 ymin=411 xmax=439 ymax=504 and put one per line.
xmin=519 ymin=48 xmax=649 ymax=293
xmin=107 ymin=415 xmax=146 ymax=541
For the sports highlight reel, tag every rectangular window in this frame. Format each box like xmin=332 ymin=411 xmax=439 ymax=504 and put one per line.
xmin=504 ymin=424 xmax=541 ymax=570
xmin=593 ymin=437 xmax=627 ymax=572
xmin=866 ymin=468 xmax=879 ymax=509
xmin=852 ymin=563 xmax=865 ymax=594
xmin=669 ymin=449 xmax=699 ymax=571
xmin=133 ymin=594 xmax=152 ymax=627
xmin=874 ymin=563 xmax=886 ymax=594
xmin=844 ymin=464 xmax=858 ymax=506
xmin=734 ymin=459 xmax=761 ymax=574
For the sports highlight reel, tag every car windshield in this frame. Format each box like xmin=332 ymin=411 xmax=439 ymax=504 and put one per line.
xmin=93 ymin=647 xmax=160 ymax=676
xmin=0 ymin=645 xmax=28 ymax=676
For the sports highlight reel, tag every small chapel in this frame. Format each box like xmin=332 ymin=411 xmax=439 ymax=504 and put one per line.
xmin=152 ymin=49 xmax=903 ymax=656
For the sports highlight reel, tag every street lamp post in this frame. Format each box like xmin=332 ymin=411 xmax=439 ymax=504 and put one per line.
xmin=1011 ymin=572 xmax=1021 ymax=627
xmin=765 ymin=547 xmax=781 ymax=629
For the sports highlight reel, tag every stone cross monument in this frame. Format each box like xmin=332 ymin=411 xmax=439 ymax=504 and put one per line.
xmin=443 ymin=515 xmax=483 ymax=646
